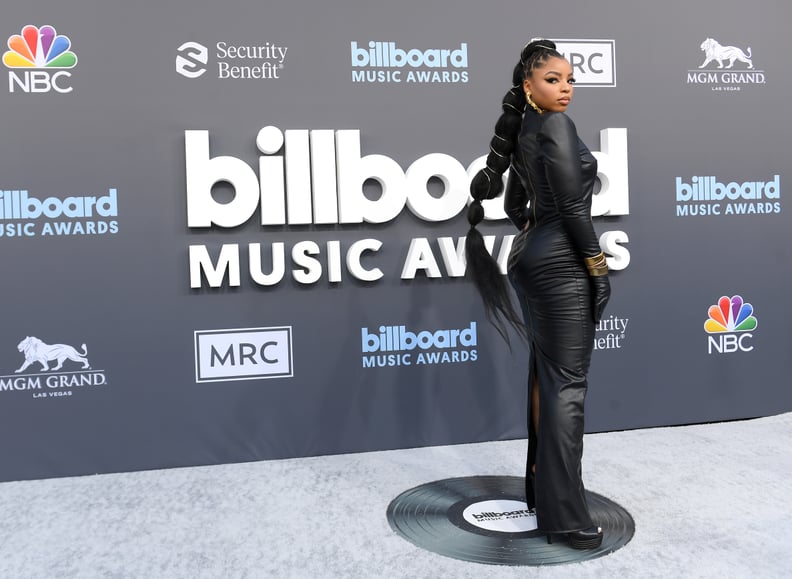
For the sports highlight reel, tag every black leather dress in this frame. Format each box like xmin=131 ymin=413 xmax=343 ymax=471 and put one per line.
xmin=505 ymin=108 xmax=600 ymax=534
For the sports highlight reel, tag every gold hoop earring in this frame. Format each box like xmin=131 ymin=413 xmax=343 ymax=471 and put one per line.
xmin=526 ymin=92 xmax=544 ymax=114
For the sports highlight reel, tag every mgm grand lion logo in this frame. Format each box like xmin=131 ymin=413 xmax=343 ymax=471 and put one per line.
xmin=699 ymin=38 xmax=753 ymax=69
xmin=15 ymin=336 xmax=91 ymax=373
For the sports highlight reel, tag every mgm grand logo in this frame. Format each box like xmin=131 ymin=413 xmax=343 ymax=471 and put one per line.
xmin=687 ymin=37 xmax=765 ymax=90
xmin=0 ymin=336 xmax=108 ymax=398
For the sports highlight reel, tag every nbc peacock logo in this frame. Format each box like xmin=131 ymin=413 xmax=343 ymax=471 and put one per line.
xmin=704 ymin=295 xmax=757 ymax=354
xmin=3 ymin=24 xmax=77 ymax=94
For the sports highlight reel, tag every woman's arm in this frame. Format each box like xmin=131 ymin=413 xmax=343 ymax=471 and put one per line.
xmin=538 ymin=113 xmax=601 ymax=258
xmin=503 ymin=168 xmax=530 ymax=231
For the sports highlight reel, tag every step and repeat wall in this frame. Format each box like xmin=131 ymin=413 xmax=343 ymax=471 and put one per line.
xmin=1 ymin=0 xmax=790 ymax=481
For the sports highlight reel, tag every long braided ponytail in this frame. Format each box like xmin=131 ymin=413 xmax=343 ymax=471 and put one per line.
xmin=465 ymin=40 xmax=562 ymax=345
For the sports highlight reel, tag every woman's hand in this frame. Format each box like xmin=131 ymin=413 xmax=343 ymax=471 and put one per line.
xmin=591 ymin=275 xmax=611 ymax=323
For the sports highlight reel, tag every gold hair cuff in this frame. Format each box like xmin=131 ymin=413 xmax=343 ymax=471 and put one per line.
xmin=584 ymin=252 xmax=609 ymax=276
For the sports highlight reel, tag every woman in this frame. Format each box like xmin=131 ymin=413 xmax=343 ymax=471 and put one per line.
xmin=466 ymin=40 xmax=610 ymax=549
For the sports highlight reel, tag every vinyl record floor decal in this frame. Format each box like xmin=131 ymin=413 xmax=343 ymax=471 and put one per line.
xmin=387 ymin=475 xmax=634 ymax=566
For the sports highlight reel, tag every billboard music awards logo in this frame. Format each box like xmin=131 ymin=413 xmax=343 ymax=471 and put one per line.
xmin=350 ymin=40 xmax=469 ymax=83
xmin=185 ymin=126 xmax=631 ymax=289
xmin=551 ymin=39 xmax=616 ymax=87
xmin=686 ymin=37 xmax=765 ymax=91
xmin=361 ymin=322 xmax=477 ymax=368
xmin=176 ymin=40 xmax=287 ymax=80
xmin=675 ymin=175 xmax=781 ymax=217
xmin=462 ymin=500 xmax=538 ymax=533
xmin=705 ymin=295 xmax=757 ymax=354
xmin=194 ymin=326 xmax=293 ymax=382
xmin=0 ymin=336 xmax=108 ymax=399
xmin=0 ymin=188 xmax=120 ymax=238
xmin=3 ymin=24 xmax=77 ymax=94
xmin=594 ymin=314 xmax=628 ymax=351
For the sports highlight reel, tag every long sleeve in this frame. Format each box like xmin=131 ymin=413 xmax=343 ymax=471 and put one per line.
xmin=537 ymin=113 xmax=601 ymax=258
xmin=503 ymin=168 xmax=529 ymax=231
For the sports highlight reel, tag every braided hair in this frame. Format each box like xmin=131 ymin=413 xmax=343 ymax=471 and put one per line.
xmin=465 ymin=40 xmax=562 ymax=345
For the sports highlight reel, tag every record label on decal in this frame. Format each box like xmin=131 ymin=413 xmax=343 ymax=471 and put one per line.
xmin=386 ymin=475 xmax=634 ymax=566
xmin=462 ymin=499 xmax=538 ymax=533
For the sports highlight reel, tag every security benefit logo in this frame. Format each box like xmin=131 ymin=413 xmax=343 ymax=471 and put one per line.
xmin=194 ymin=326 xmax=293 ymax=382
xmin=0 ymin=188 xmax=119 ymax=238
xmin=552 ymin=39 xmax=616 ymax=87
xmin=350 ymin=40 xmax=468 ymax=83
xmin=675 ymin=175 xmax=781 ymax=217
xmin=704 ymin=295 xmax=757 ymax=354
xmin=3 ymin=24 xmax=77 ymax=94
xmin=593 ymin=314 xmax=628 ymax=351
xmin=176 ymin=40 xmax=287 ymax=80
xmin=361 ymin=322 xmax=477 ymax=368
xmin=686 ymin=37 xmax=765 ymax=91
xmin=0 ymin=336 xmax=108 ymax=399
xmin=175 ymin=42 xmax=207 ymax=78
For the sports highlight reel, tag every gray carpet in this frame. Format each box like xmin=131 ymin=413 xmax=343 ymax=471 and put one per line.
xmin=1 ymin=413 xmax=790 ymax=578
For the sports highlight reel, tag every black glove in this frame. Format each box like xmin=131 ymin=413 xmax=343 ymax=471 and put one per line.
xmin=591 ymin=274 xmax=611 ymax=324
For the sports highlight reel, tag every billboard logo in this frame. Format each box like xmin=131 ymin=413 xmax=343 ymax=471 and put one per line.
xmin=3 ymin=25 xmax=77 ymax=93
xmin=176 ymin=41 xmax=208 ymax=78
xmin=687 ymin=37 xmax=765 ymax=91
xmin=184 ymin=127 xmax=631 ymax=288
xmin=0 ymin=188 xmax=120 ymax=238
xmin=462 ymin=500 xmax=537 ymax=533
xmin=350 ymin=41 xmax=469 ymax=84
xmin=552 ymin=39 xmax=616 ymax=87
xmin=705 ymin=295 xmax=757 ymax=354
xmin=185 ymin=127 xmax=628 ymax=227
xmin=194 ymin=326 xmax=293 ymax=382
xmin=361 ymin=322 xmax=477 ymax=367
xmin=1 ymin=336 xmax=108 ymax=399
xmin=675 ymin=175 xmax=781 ymax=217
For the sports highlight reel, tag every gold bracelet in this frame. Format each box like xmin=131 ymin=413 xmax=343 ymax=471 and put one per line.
xmin=588 ymin=265 xmax=609 ymax=276
xmin=584 ymin=252 xmax=609 ymax=276
xmin=584 ymin=252 xmax=606 ymax=266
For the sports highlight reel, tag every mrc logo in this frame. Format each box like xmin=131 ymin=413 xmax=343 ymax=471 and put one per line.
xmin=3 ymin=25 xmax=77 ymax=93
xmin=551 ymin=39 xmax=616 ymax=87
xmin=704 ymin=295 xmax=757 ymax=354
xmin=194 ymin=326 xmax=293 ymax=382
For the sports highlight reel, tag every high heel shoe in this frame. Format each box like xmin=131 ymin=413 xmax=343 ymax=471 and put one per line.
xmin=569 ymin=526 xmax=603 ymax=549
xmin=546 ymin=526 xmax=603 ymax=549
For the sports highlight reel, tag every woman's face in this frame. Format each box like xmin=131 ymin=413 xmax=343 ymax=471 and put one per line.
xmin=523 ymin=56 xmax=575 ymax=113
